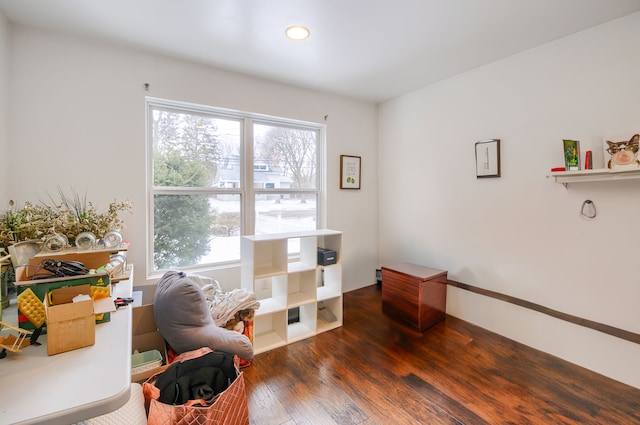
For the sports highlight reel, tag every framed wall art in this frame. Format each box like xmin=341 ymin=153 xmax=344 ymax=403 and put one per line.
xmin=475 ymin=139 xmax=501 ymax=178
xmin=340 ymin=155 xmax=361 ymax=189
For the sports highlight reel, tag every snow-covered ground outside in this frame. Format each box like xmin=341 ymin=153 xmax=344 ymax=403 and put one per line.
xmin=198 ymin=197 xmax=316 ymax=264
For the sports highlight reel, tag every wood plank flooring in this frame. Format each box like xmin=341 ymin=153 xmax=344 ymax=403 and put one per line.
xmin=243 ymin=284 xmax=640 ymax=425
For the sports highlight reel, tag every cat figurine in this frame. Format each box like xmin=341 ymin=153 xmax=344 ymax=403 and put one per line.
xmin=605 ymin=134 xmax=640 ymax=170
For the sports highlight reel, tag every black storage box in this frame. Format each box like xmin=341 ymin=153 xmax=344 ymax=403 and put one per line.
xmin=287 ymin=307 xmax=300 ymax=324
xmin=317 ymin=248 xmax=337 ymax=266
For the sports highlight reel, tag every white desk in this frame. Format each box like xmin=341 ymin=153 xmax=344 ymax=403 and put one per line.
xmin=0 ymin=266 xmax=134 ymax=425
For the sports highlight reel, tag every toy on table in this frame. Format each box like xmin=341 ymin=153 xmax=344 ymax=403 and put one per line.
xmin=0 ymin=321 xmax=33 ymax=359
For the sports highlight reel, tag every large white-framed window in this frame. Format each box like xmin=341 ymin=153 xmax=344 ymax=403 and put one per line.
xmin=146 ymin=97 xmax=325 ymax=274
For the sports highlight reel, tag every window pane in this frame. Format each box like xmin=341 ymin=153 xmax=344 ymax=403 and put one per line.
xmin=148 ymin=99 xmax=323 ymax=272
xmin=152 ymin=107 xmax=241 ymax=188
xmin=253 ymin=124 xmax=317 ymax=190
xmin=207 ymin=194 xmax=241 ymax=264
xmin=153 ymin=194 xmax=241 ymax=270
xmin=255 ymin=193 xmax=317 ymax=235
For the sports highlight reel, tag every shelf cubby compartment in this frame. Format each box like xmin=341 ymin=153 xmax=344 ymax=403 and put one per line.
xmin=253 ymin=310 xmax=287 ymax=355
xmin=287 ymin=269 xmax=317 ymax=307
xmin=253 ymin=275 xmax=287 ymax=316
xmin=316 ymin=296 xmax=343 ymax=334
xmin=317 ymin=264 xmax=342 ymax=301
xmin=246 ymin=237 xmax=288 ymax=278
xmin=287 ymin=236 xmax=318 ymax=273
xmin=287 ymin=302 xmax=317 ymax=344
xmin=317 ymin=231 xmax=342 ymax=265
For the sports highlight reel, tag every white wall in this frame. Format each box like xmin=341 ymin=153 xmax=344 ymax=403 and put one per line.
xmin=378 ymin=12 xmax=640 ymax=388
xmin=6 ymin=25 xmax=378 ymax=292
xmin=0 ymin=13 xmax=8 ymax=205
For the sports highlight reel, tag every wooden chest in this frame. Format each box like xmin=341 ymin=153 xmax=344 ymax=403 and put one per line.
xmin=381 ymin=263 xmax=448 ymax=331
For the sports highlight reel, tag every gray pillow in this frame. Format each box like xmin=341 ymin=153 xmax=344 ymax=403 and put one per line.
xmin=153 ymin=270 xmax=254 ymax=361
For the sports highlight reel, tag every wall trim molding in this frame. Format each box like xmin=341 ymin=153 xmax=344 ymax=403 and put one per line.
xmin=447 ymin=279 xmax=640 ymax=345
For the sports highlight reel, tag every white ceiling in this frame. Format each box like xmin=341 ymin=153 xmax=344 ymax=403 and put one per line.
xmin=1 ymin=0 xmax=640 ymax=103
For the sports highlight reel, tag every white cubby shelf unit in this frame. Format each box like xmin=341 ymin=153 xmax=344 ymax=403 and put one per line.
xmin=241 ymin=229 xmax=343 ymax=354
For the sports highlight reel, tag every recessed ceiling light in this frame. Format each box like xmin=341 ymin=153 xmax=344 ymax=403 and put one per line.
xmin=285 ymin=26 xmax=310 ymax=40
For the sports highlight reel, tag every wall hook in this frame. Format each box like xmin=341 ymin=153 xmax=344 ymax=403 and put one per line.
xmin=144 ymin=83 xmax=150 ymax=91
xmin=580 ymin=200 xmax=596 ymax=219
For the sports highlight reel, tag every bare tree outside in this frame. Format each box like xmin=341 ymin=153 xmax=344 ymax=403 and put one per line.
xmin=256 ymin=126 xmax=317 ymax=190
xmin=251 ymin=124 xmax=319 ymax=236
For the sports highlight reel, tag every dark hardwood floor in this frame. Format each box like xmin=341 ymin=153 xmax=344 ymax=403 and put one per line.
xmin=243 ymin=284 xmax=640 ymax=425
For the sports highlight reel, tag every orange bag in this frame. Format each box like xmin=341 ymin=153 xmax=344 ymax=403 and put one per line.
xmin=143 ymin=347 xmax=249 ymax=425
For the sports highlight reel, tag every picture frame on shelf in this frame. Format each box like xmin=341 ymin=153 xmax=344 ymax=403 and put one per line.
xmin=603 ymin=133 xmax=640 ymax=171
xmin=475 ymin=139 xmax=500 ymax=178
xmin=340 ymin=155 xmax=361 ymax=189
xmin=563 ymin=139 xmax=581 ymax=171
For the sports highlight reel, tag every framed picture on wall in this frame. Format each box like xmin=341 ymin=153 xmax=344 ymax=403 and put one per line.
xmin=340 ymin=155 xmax=361 ymax=189
xmin=475 ymin=139 xmax=501 ymax=178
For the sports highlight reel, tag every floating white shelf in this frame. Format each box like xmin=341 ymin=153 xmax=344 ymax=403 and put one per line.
xmin=547 ymin=168 xmax=640 ymax=187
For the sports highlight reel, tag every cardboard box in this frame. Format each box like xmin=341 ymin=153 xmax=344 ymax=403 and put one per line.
xmin=13 ymin=248 xmax=126 ymax=283
xmin=45 ymin=284 xmax=115 ymax=355
xmin=15 ymin=274 xmax=112 ymax=333
xmin=131 ymin=304 xmax=167 ymax=382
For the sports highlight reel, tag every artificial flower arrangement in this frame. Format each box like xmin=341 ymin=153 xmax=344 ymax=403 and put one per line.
xmin=0 ymin=188 xmax=132 ymax=252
